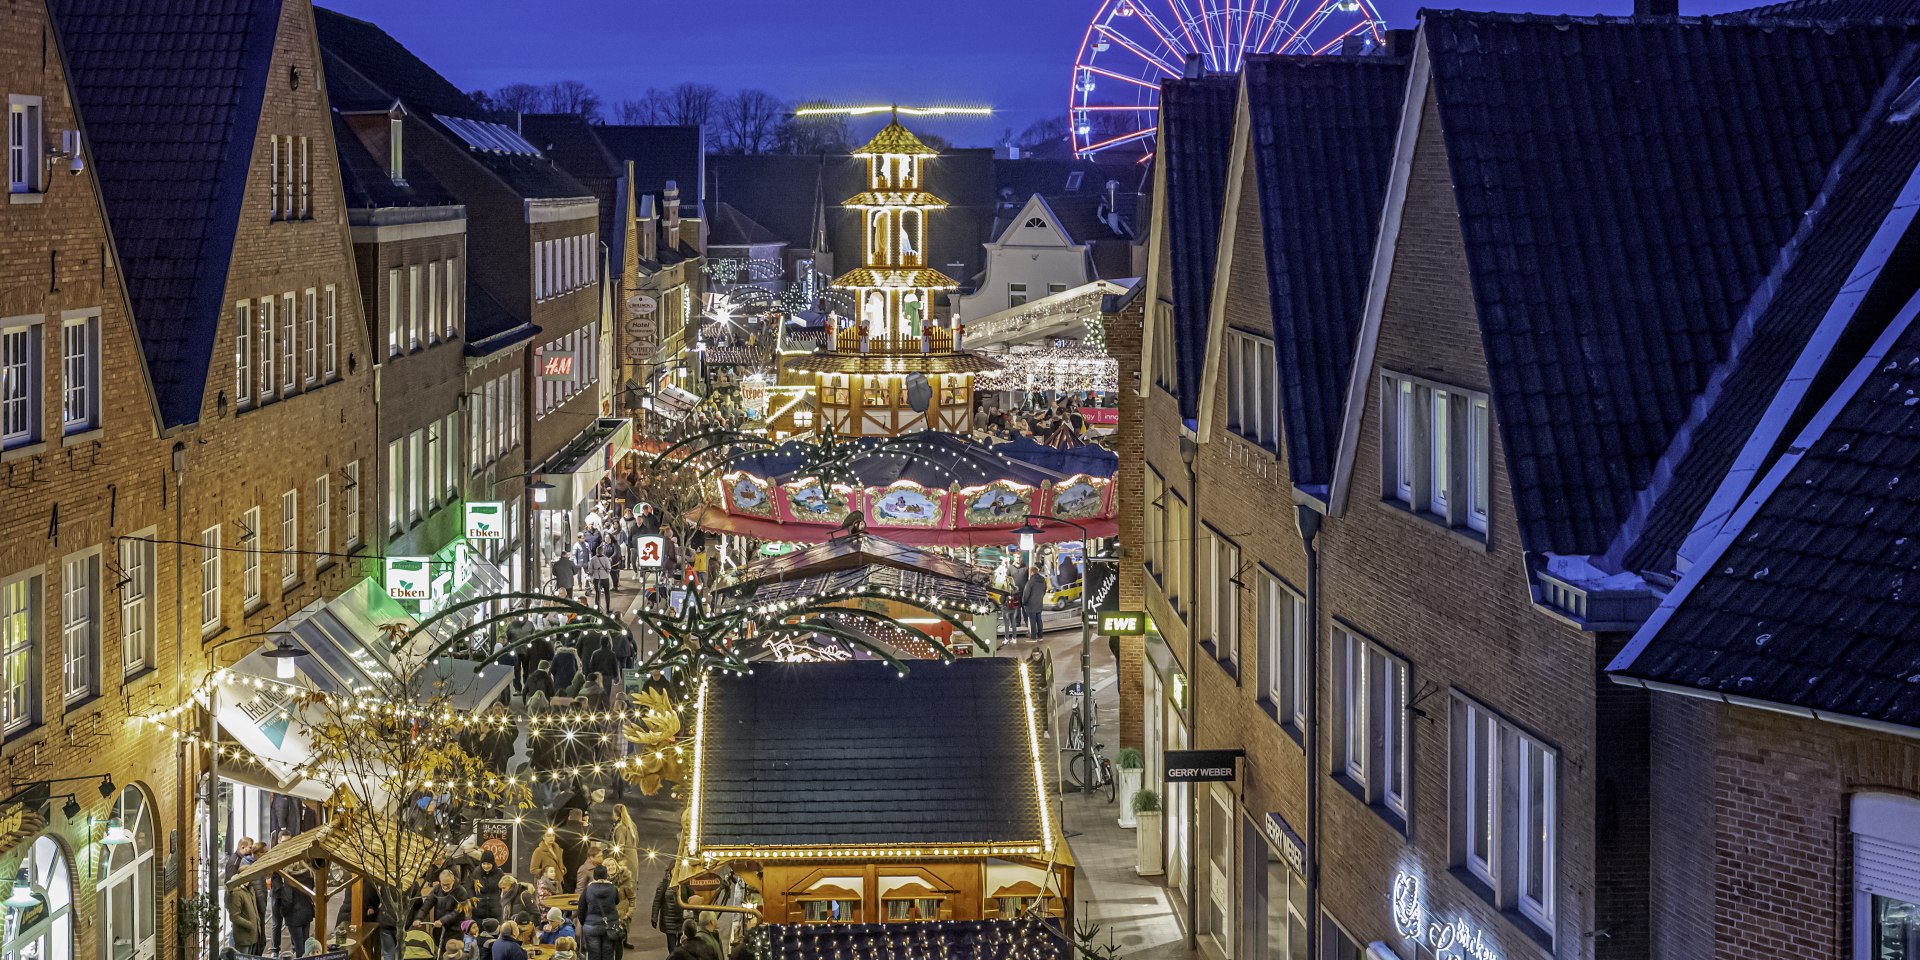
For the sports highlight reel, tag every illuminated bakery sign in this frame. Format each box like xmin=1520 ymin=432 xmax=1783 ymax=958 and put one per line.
xmin=1390 ymin=872 xmax=1502 ymax=960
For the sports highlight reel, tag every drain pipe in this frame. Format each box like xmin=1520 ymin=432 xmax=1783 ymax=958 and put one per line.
xmin=1179 ymin=435 xmax=1199 ymax=952
xmin=1296 ymin=503 xmax=1323 ymax=960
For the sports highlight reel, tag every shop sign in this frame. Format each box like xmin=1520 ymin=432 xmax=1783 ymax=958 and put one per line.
xmin=1099 ymin=610 xmax=1147 ymax=635
xmin=465 ymin=502 xmax=505 ymax=541
xmin=1082 ymin=560 xmax=1120 ymax=627
xmin=0 ymin=804 xmax=42 ymax=851
xmin=1390 ymin=872 xmax=1502 ymax=960
xmin=540 ymin=351 xmax=577 ymax=380
xmin=634 ymin=534 xmax=667 ymax=568
xmin=385 ymin=556 xmax=433 ymax=600
xmin=1164 ymin=748 xmax=1241 ymax=782
xmin=475 ymin=819 xmax=516 ymax=871
xmin=1263 ymin=813 xmax=1306 ymax=875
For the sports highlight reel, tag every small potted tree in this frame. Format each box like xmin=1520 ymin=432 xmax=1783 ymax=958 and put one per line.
xmin=1132 ymin=789 xmax=1164 ymax=876
xmin=1115 ymin=748 xmax=1146 ymax=828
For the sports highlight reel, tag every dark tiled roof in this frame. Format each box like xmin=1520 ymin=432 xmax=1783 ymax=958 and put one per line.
xmin=1622 ymin=62 xmax=1920 ymax=573
xmin=463 ymin=275 xmax=534 ymax=355
xmin=695 ymin=658 xmax=1045 ymax=847
xmin=520 ymin=113 xmax=620 ymax=182
xmin=708 ymin=201 xmax=786 ymax=247
xmin=1609 ymin=298 xmax=1920 ymax=729
xmin=1159 ymin=76 xmax=1239 ymax=423
xmin=1423 ymin=11 xmax=1920 ymax=555
xmin=1245 ymin=54 xmax=1407 ymax=492
xmin=1035 ymin=193 xmax=1131 ymax=246
xmin=1735 ymin=0 xmax=1920 ymax=18
xmin=315 ymin=8 xmax=591 ymax=202
xmin=993 ymin=156 xmax=1139 ymax=200
xmin=592 ymin=125 xmax=703 ymax=201
xmin=330 ymin=110 xmax=459 ymax=210
xmin=707 ymin=154 xmax=842 ymax=249
xmin=50 ymin=0 xmax=284 ymax=427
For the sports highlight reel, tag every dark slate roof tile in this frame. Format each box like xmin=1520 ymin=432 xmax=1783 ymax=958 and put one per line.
xmin=1422 ymin=11 xmax=1920 ymax=554
xmin=49 ymin=0 xmax=283 ymax=427
xmin=1244 ymin=54 xmax=1406 ymax=491
xmin=707 ymin=201 xmax=786 ymax=247
xmin=1160 ymin=76 xmax=1239 ymax=423
xmin=591 ymin=125 xmax=703 ymax=202
xmin=696 ymin=659 xmax=1044 ymax=848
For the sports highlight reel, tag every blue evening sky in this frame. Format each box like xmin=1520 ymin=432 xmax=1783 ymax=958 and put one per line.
xmin=317 ymin=0 xmax=1750 ymax=145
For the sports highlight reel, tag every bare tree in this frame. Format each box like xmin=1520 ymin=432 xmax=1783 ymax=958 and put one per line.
xmin=716 ymin=89 xmax=787 ymax=155
xmin=1017 ymin=115 xmax=1071 ymax=155
xmin=664 ymin=82 xmax=722 ymax=127
xmin=617 ymin=94 xmax=669 ymax=125
xmin=542 ymin=80 xmax=603 ymax=120
xmin=775 ymin=104 xmax=851 ymax=155
xmin=488 ymin=82 xmax=547 ymax=114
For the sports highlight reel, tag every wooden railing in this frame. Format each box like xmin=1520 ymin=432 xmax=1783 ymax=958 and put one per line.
xmin=828 ymin=327 xmax=960 ymax=354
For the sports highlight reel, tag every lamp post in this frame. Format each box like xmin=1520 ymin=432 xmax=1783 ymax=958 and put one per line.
xmin=1014 ymin=514 xmax=1096 ymax=795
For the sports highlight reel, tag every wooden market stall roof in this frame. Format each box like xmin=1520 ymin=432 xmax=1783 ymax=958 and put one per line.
xmin=226 ymin=815 xmax=442 ymax=888
xmin=688 ymin=658 xmax=1058 ymax=858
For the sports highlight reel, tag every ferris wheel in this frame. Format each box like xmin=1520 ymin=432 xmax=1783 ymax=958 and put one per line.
xmin=1070 ymin=0 xmax=1386 ymax=156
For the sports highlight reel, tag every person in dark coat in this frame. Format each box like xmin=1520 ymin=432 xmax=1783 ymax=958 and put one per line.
xmin=469 ymin=853 xmax=504 ymax=923
xmin=498 ymin=875 xmax=536 ymax=930
xmin=651 ymin=873 xmax=685 ymax=952
xmin=490 ymin=922 xmax=529 ymax=960
xmin=275 ymin=865 xmax=317 ymax=954
xmin=576 ymin=866 xmax=621 ymax=960
xmin=1018 ymin=564 xmax=1047 ymax=640
xmin=550 ymin=554 xmax=579 ymax=598
xmin=524 ymin=665 xmax=556 ymax=704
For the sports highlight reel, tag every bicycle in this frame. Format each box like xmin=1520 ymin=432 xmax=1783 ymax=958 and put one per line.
xmin=1062 ymin=681 xmax=1093 ymax=752
xmin=1063 ymin=739 xmax=1117 ymax=802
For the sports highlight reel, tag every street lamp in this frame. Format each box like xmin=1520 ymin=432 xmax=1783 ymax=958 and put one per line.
xmin=532 ymin=480 xmax=555 ymax=506
xmin=4 ymin=870 xmax=37 ymax=909
xmin=261 ymin=636 xmax=306 ymax=679
xmin=1012 ymin=514 xmax=1097 ymax=796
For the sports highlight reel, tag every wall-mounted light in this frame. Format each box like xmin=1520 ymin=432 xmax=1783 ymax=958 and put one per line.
xmin=101 ymin=819 xmax=134 ymax=847
xmin=5 ymin=870 xmax=38 ymax=909
xmin=532 ymin=481 xmax=554 ymax=506
xmin=262 ymin=636 xmax=309 ymax=680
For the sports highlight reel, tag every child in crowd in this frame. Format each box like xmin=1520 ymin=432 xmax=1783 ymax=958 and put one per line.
xmin=551 ymin=937 xmax=578 ymax=960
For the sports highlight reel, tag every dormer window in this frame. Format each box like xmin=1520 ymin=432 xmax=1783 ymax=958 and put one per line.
xmin=389 ymin=113 xmax=405 ymax=184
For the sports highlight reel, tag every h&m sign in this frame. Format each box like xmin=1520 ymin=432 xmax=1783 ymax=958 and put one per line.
xmin=1164 ymin=748 xmax=1242 ymax=782
xmin=540 ymin=351 xmax=576 ymax=380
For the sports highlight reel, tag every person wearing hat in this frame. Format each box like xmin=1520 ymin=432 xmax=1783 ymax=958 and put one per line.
xmin=538 ymin=908 xmax=575 ymax=945
xmin=576 ymin=864 xmax=621 ymax=960
xmin=469 ymin=851 xmax=503 ymax=923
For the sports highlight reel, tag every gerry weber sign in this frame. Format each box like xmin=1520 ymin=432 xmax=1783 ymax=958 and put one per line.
xmin=1389 ymin=872 xmax=1502 ymax=960
xmin=1163 ymin=748 xmax=1242 ymax=782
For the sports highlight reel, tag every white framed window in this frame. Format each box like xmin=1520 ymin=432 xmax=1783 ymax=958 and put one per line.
xmin=1 ymin=317 xmax=43 ymax=448
xmin=389 ymin=114 xmax=404 ymax=181
xmin=119 ymin=532 xmax=155 ymax=676
xmin=1257 ymin=571 xmax=1305 ymax=733
xmin=427 ymin=261 xmax=441 ymax=343
xmin=1451 ymin=693 xmax=1557 ymax=936
xmin=234 ymin=301 xmax=253 ymax=407
xmin=240 ymin=507 xmax=261 ymax=608
xmin=1204 ymin=528 xmax=1240 ymax=668
xmin=60 ymin=550 xmax=99 ymax=703
xmin=1451 ymin=698 xmax=1559 ymax=936
xmin=323 ymin=284 xmax=339 ymax=379
xmin=443 ymin=412 xmax=459 ymax=499
xmin=1334 ymin=627 xmax=1408 ymax=823
xmin=298 ymin=135 xmax=311 ymax=219
xmin=408 ymin=429 xmax=424 ymax=520
xmin=280 ymin=292 xmax=296 ymax=393
xmin=387 ymin=268 xmax=402 ymax=356
xmin=509 ymin=370 xmax=522 ymax=449
xmin=444 ymin=257 xmax=460 ymax=339
xmin=1383 ymin=372 xmax=1491 ymax=533
xmin=269 ymin=135 xmax=282 ymax=217
xmin=56 ymin=314 xmax=99 ymax=435
xmin=101 ymin=785 xmax=157 ymax=960
xmin=1852 ymin=794 xmax=1920 ymax=960
xmin=8 ymin=95 xmax=43 ymax=194
xmin=1226 ymin=331 xmax=1279 ymax=447
xmin=257 ymin=296 xmax=276 ymax=399
xmin=199 ymin=526 xmax=221 ymax=633
xmin=0 ymin=571 xmax=38 ymax=733
xmin=408 ymin=265 xmax=422 ymax=348
xmin=425 ymin=424 xmax=441 ymax=508
xmin=313 ymin=475 xmax=332 ymax=568
xmin=1468 ymin=396 xmax=1490 ymax=533
xmin=387 ymin=439 xmax=404 ymax=533
xmin=302 ymin=289 xmax=317 ymax=384
xmin=1145 ymin=469 xmax=1164 ymax=579
xmin=344 ymin=460 xmax=361 ymax=547
xmin=1009 ymin=282 xmax=1028 ymax=308
xmin=280 ymin=489 xmax=299 ymax=586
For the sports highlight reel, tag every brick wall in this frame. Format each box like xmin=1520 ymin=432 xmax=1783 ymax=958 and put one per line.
xmin=1101 ymin=293 xmax=1147 ymax=752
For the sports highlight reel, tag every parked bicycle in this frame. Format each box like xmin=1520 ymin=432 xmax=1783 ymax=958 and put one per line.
xmin=1063 ymin=739 xmax=1117 ymax=802
xmin=1062 ymin=681 xmax=1093 ymax=751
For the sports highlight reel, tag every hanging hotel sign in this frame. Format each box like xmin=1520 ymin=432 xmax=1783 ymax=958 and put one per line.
xmin=1390 ymin=872 xmax=1502 ymax=960
xmin=1164 ymin=748 xmax=1241 ymax=782
xmin=465 ymin=502 xmax=505 ymax=541
xmin=539 ymin=351 xmax=577 ymax=380
xmin=634 ymin=534 xmax=667 ymax=568
xmin=385 ymin=556 xmax=433 ymax=600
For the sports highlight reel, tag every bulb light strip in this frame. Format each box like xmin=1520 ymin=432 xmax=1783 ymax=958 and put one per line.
xmin=687 ymin=675 xmax=710 ymax=855
xmin=1019 ymin=660 xmax=1054 ymax=853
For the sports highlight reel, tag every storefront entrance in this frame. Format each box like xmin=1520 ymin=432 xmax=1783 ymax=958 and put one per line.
xmin=3 ymin=836 xmax=72 ymax=960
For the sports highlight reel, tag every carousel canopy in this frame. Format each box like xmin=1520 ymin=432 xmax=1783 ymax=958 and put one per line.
xmin=721 ymin=533 xmax=1001 ymax=613
xmin=763 ymin=919 xmax=1068 ymax=960
xmin=729 ymin=431 xmax=1113 ymax=490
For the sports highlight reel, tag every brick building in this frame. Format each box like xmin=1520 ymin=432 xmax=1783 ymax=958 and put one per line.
xmin=315 ymin=9 xmax=615 ymax=583
xmin=324 ymin=33 xmax=531 ymax=588
xmin=0 ymin=3 xmax=179 ymax=960
xmin=1132 ymin=12 xmax=1920 ymax=960
xmin=45 ymin=0 xmax=386 ymax=956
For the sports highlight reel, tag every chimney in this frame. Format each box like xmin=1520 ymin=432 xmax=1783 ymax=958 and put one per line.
xmin=1635 ymin=0 xmax=1679 ymax=14
xmin=1340 ymin=34 xmax=1368 ymax=56
xmin=1386 ymin=29 xmax=1415 ymax=57
xmin=1182 ymin=53 xmax=1204 ymax=79
xmin=663 ymin=180 xmax=682 ymax=250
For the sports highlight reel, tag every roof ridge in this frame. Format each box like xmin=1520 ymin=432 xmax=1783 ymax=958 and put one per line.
xmin=1421 ymin=6 xmax=1920 ymax=24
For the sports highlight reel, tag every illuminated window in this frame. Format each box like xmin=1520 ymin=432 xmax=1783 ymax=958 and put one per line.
xmin=281 ymin=489 xmax=299 ymax=586
xmin=234 ymin=302 xmax=253 ymax=407
xmin=61 ymin=313 xmax=100 ymax=434
xmin=241 ymin=507 xmax=261 ymax=608
xmin=314 ymin=475 xmax=332 ymax=568
xmin=8 ymin=96 xmax=44 ymax=194
xmin=1451 ymin=694 xmax=1556 ymax=935
xmin=199 ymin=526 xmax=222 ymax=633
xmin=2 ymin=317 xmax=43 ymax=448
xmin=863 ymin=377 xmax=891 ymax=406
xmin=60 ymin=550 xmax=99 ymax=703
xmin=119 ymin=532 xmax=155 ymax=676
xmin=1382 ymin=372 xmax=1490 ymax=534
xmin=1333 ymin=628 xmax=1407 ymax=825
xmin=1258 ymin=572 xmax=1305 ymax=734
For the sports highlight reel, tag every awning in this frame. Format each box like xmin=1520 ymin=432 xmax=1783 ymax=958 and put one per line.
xmin=534 ymin=417 xmax=635 ymax=509
xmin=641 ymin=384 xmax=702 ymax=421
xmin=695 ymin=505 xmax=1115 ymax=548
